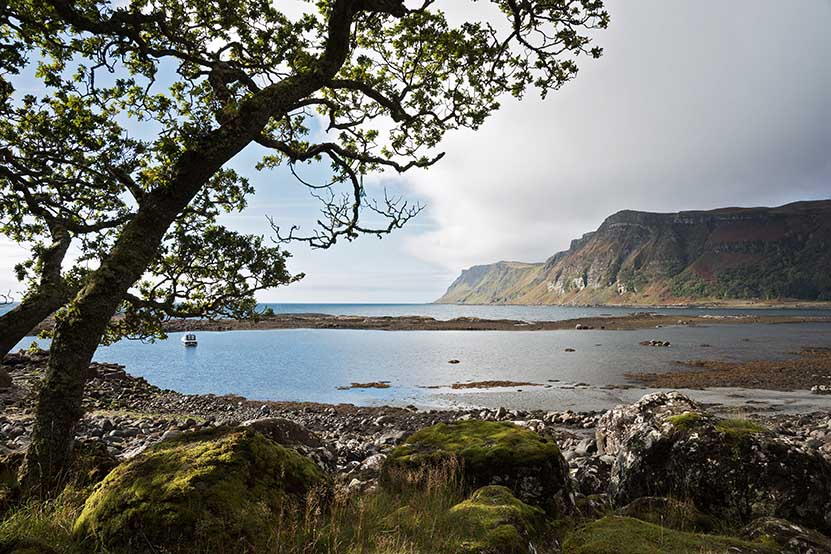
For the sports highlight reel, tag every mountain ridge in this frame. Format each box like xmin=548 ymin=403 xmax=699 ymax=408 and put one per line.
xmin=436 ymin=200 xmax=831 ymax=305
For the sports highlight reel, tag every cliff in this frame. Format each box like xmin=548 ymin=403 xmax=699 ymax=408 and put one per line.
xmin=437 ymin=200 xmax=831 ymax=305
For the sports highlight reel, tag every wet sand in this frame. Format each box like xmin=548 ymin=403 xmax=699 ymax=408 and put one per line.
xmin=625 ymin=347 xmax=831 ymax=391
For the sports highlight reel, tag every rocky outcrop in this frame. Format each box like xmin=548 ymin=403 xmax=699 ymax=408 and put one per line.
xmin=384 ymin=420 xmax=572 ymax=515
xmin=596 ymin=392 xmax=831 ymax=534
xmin=437 ymin=200 xmax=831 ymax=304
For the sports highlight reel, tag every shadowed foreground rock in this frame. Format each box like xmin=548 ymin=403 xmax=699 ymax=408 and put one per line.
xmin=597 ymin=392 xmax=831 ymax=534
xmin=742 ymin=517 xmax=831 ymax=554
xmin=74 ymin=427 xmax=329 ymax=553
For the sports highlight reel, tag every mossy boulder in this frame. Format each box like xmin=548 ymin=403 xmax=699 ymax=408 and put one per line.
xmin=617 ymin=496 xmax=720 ymax=533
xmin=74 ymin=427 xmax=329 ymax=553
xmin=385 ymin=421 xmax=571 ymax=514
xmin=601 ymin=394 xmax=831 ymax=534
xmin=563 ymin=516 xmax=776 ymax=554
xmin=447 ymin=486 xmax=550 ymax=554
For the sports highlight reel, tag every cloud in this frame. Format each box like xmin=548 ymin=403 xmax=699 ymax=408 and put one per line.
xmin=403 ymin=0 xmax=831 ymax=272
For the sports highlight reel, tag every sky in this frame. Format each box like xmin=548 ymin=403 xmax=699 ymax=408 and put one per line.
xmin=1 ymin=0 xmax=830 ymax=303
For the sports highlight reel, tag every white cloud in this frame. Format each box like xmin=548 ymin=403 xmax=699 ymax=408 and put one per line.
xmin=402 ymin=0 xmax=831 ymax=272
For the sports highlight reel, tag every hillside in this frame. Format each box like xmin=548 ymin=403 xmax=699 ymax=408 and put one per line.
xmin=437 ymin=200 xmax=831 ymax=305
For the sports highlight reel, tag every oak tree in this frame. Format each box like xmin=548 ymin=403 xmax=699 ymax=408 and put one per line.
xmin=1 ymin=0 xmax=608 ymax=495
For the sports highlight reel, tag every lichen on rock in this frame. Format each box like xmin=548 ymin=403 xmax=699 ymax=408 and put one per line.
xmin=74 ymin=426 xmax=329 ymax=553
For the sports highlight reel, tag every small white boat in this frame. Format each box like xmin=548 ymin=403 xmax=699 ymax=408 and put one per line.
xmin=181 ymin=332 xmax=198 ymax=347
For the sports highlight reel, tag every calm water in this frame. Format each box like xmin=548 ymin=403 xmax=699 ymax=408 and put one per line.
xmin=12 ymin=315 xmax=831 ymax=411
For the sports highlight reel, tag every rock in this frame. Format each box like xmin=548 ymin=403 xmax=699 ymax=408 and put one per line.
xmin=448 ymin=359 xmax=461 ymax=364
xmin=385 ymin=420 xmax=572 ymax=515
xmin=446 ymin=486 xmax=551 ymax=554
xmin=359 ymin=453 xmax=387 ymax=472
xmin=743 ymin=517 xmax=831 ymax=554
xmin=812 ymin=385 xmax=831 ymax=395
xmin=564 ymin=347 xmax=576 ymax=352
xmin=617 ymin=496 xmax=720 ymax=533
xmin=572 ymin=455 xmax=611 ymax=496
xmin=374 ymin=430 xmax=406 ymax=447
xmin=74 ymin=427 xmax=329 ymax=552
xmin=603 ymin=393 xmax=831 ymax=533
xmin=595 ymin=391 xmax=701 ymax=456
xmin=574 ymin=493 xmax=612 ymax=519
xmin=573 ymin=437 xmax=596 ymax=457
xmin=563 ymin=516 xmax=773 ymax=554
xmin=239 ymin=417 xmax=323 ymax=448
xmin=159 ymin=429 xmax=180 ymax=441
xmin=0 ymin=367 xmax=12 ymax=389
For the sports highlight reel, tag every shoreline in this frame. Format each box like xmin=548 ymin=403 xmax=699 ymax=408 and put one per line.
xmin=434 ymin=299 xmax=831 ymax=309
xmin=159 ymin=312 xmax=831 ymax=333
xmin=1 ymin=352 xmax=828 ymax=482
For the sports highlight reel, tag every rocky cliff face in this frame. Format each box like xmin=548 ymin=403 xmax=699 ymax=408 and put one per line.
xmin=437 ymin=200 xmax=831 ymax=305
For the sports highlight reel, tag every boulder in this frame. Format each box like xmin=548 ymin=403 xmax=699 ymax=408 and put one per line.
xmin=563 ymin=516 xmax=775 ymax=554
xmin=572 ymin=455 xmax=611 ymax=496
xmin=385 ymin=420 xmax=572 ymax=514
xmin=239 ymin=417 xmax=322 ymax=447
xmin=595 ymin=391 xmax=701 ymax=456
xmin=600 ymin=393 xmax=831 ymax=534
xmin=239 ymin=417 xmax=334 ymax=472
xmin=743 ymin=517 xmax=831 ymax=554
xmin=446 ymin=486 xmax=550 ymax=554
xmin=617 ymin=496 xmax=719 ymax=533
xmin=74 ymin=427 xmax=329 ymax=553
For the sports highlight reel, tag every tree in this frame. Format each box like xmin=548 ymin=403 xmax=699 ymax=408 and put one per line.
xmin=2 ymin=0 xmax=608 ymax=496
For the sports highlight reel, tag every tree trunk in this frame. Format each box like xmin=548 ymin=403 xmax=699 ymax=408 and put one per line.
xmin=0 ymin=232 xmax=71 ymax=359
xmin=19 ymin=104 xmax=281 ymax=497
xmin=0 ymin=289 xmax=65 ymax=358
xmin=19 ymin=13 xmax=354 ymax=495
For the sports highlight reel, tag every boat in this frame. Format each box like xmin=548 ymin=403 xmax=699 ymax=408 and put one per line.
xmin=181 ymin=332 xmax=198 ymax=347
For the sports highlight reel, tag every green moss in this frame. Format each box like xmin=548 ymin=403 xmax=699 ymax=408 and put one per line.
xmin=714 ymin=418 xmax=766 ymax=437
xmin=447 ymin=486 xmax=549 ymax=554
xmin=666 ymin=412 xmax=705 ymax=431
xmin=563 ymin=516 xmax=777 ymax=554
xmin=385 ymin=421 xmax=569 ymax=513
xmin=667 ymin=413 xmax=766 ymax=438
xmin=388 ymin=420 xmax=559 ymax=477
xmin=74 ymin=427 xmax=328 ymax=553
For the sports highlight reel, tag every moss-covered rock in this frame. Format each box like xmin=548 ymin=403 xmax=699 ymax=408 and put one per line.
xmin=447 ymin=486 xmax=549 ymax=554
xmin=74 ymin=427 xmax=329 ymax=553
xmin=617 ymin=496 xmax=720 ymax=533
xmin=563 ymin=516 xmax=777 ymax=554
xmin=385 ymin=421 xmax=571 ymax=514
xmin=602 ymin=393 xmax=831 ymax=534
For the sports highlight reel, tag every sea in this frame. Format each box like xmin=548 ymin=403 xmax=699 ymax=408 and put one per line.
xmin=4 ymin=303 xmax=831 ymax=412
